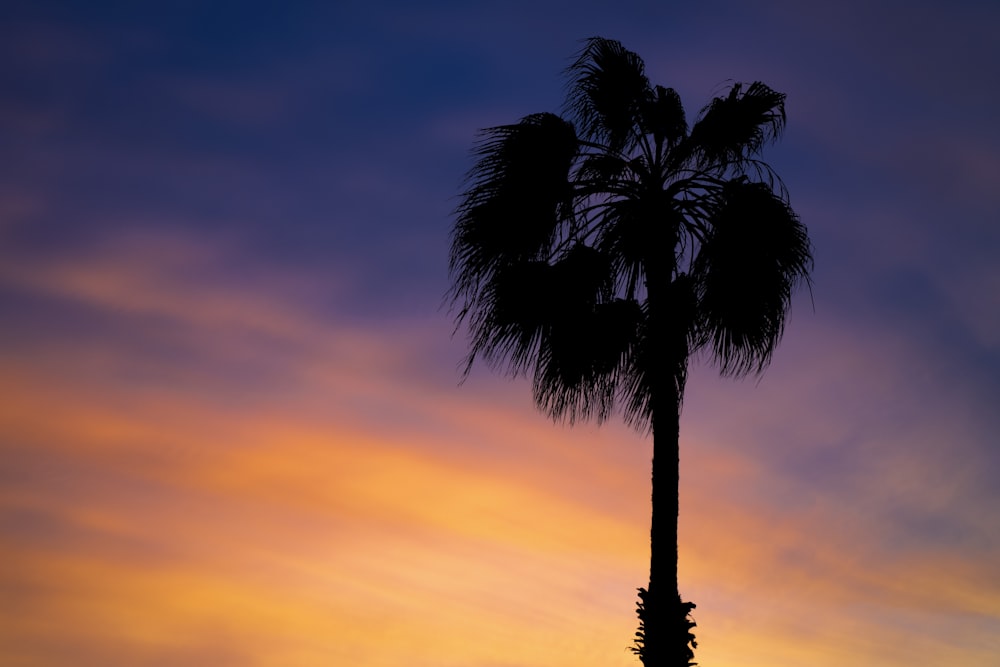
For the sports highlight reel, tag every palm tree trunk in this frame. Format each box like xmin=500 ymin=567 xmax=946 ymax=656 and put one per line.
xmin=650 ymin=390 xmax=680 ymax=598
xmin=637 ymin=261 xmax=696 ymax=666
xmin=642 ymin=390 xmax=697 ymax=667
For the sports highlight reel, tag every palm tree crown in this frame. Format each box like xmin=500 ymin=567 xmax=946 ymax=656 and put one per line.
xmin=449 ymin=37 xmax=812 ymax=431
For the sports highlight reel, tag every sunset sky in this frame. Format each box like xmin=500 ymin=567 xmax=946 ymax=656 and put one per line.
xmin=2 ymin=2 xmax=999 ymax=666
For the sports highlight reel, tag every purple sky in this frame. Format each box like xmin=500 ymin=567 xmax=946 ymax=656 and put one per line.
xmin=2 ymin=2 xmax=999 ymax=665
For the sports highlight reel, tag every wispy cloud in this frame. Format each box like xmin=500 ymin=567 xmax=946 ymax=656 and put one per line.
xmin=0 ymin=231 xmax=651 ymax=665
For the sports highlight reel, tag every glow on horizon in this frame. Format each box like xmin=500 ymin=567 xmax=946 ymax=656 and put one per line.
xmin=2 ymin=233 xmax=998 ymax=666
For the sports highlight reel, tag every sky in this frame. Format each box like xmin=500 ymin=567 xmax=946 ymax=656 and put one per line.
xmin=1 ymin=1 xmax=999 ymax=666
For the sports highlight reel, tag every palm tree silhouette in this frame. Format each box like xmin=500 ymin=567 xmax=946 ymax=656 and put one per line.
xmin=448 ymin=37 xmax=813 ymax=666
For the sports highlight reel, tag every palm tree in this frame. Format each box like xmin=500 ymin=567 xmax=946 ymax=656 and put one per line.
xmin=448 ymin=37 xmax=812 ymax=667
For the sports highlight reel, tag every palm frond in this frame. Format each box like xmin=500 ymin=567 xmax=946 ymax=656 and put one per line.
xmin=641 ymin=85 xmax=688 ymax=149
xmin=575 ymin=153 xmax=631 ymax=189
xmin=692 ymin=180 xmax=812 ymax=376
xmin=450 ymin=112 xmax=578 ymax=301
xmin=464 ymin=260 xmax=554 ymax=376
xmin=688 ymin=81 xmax=786 ymax=171
xmin=463 ymin=243 xmax=611 ymax=378
xmin=565 ymin=37 xmax=652 ymax=153
xmin=534 ymin=297 xmax=643 ymax=424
